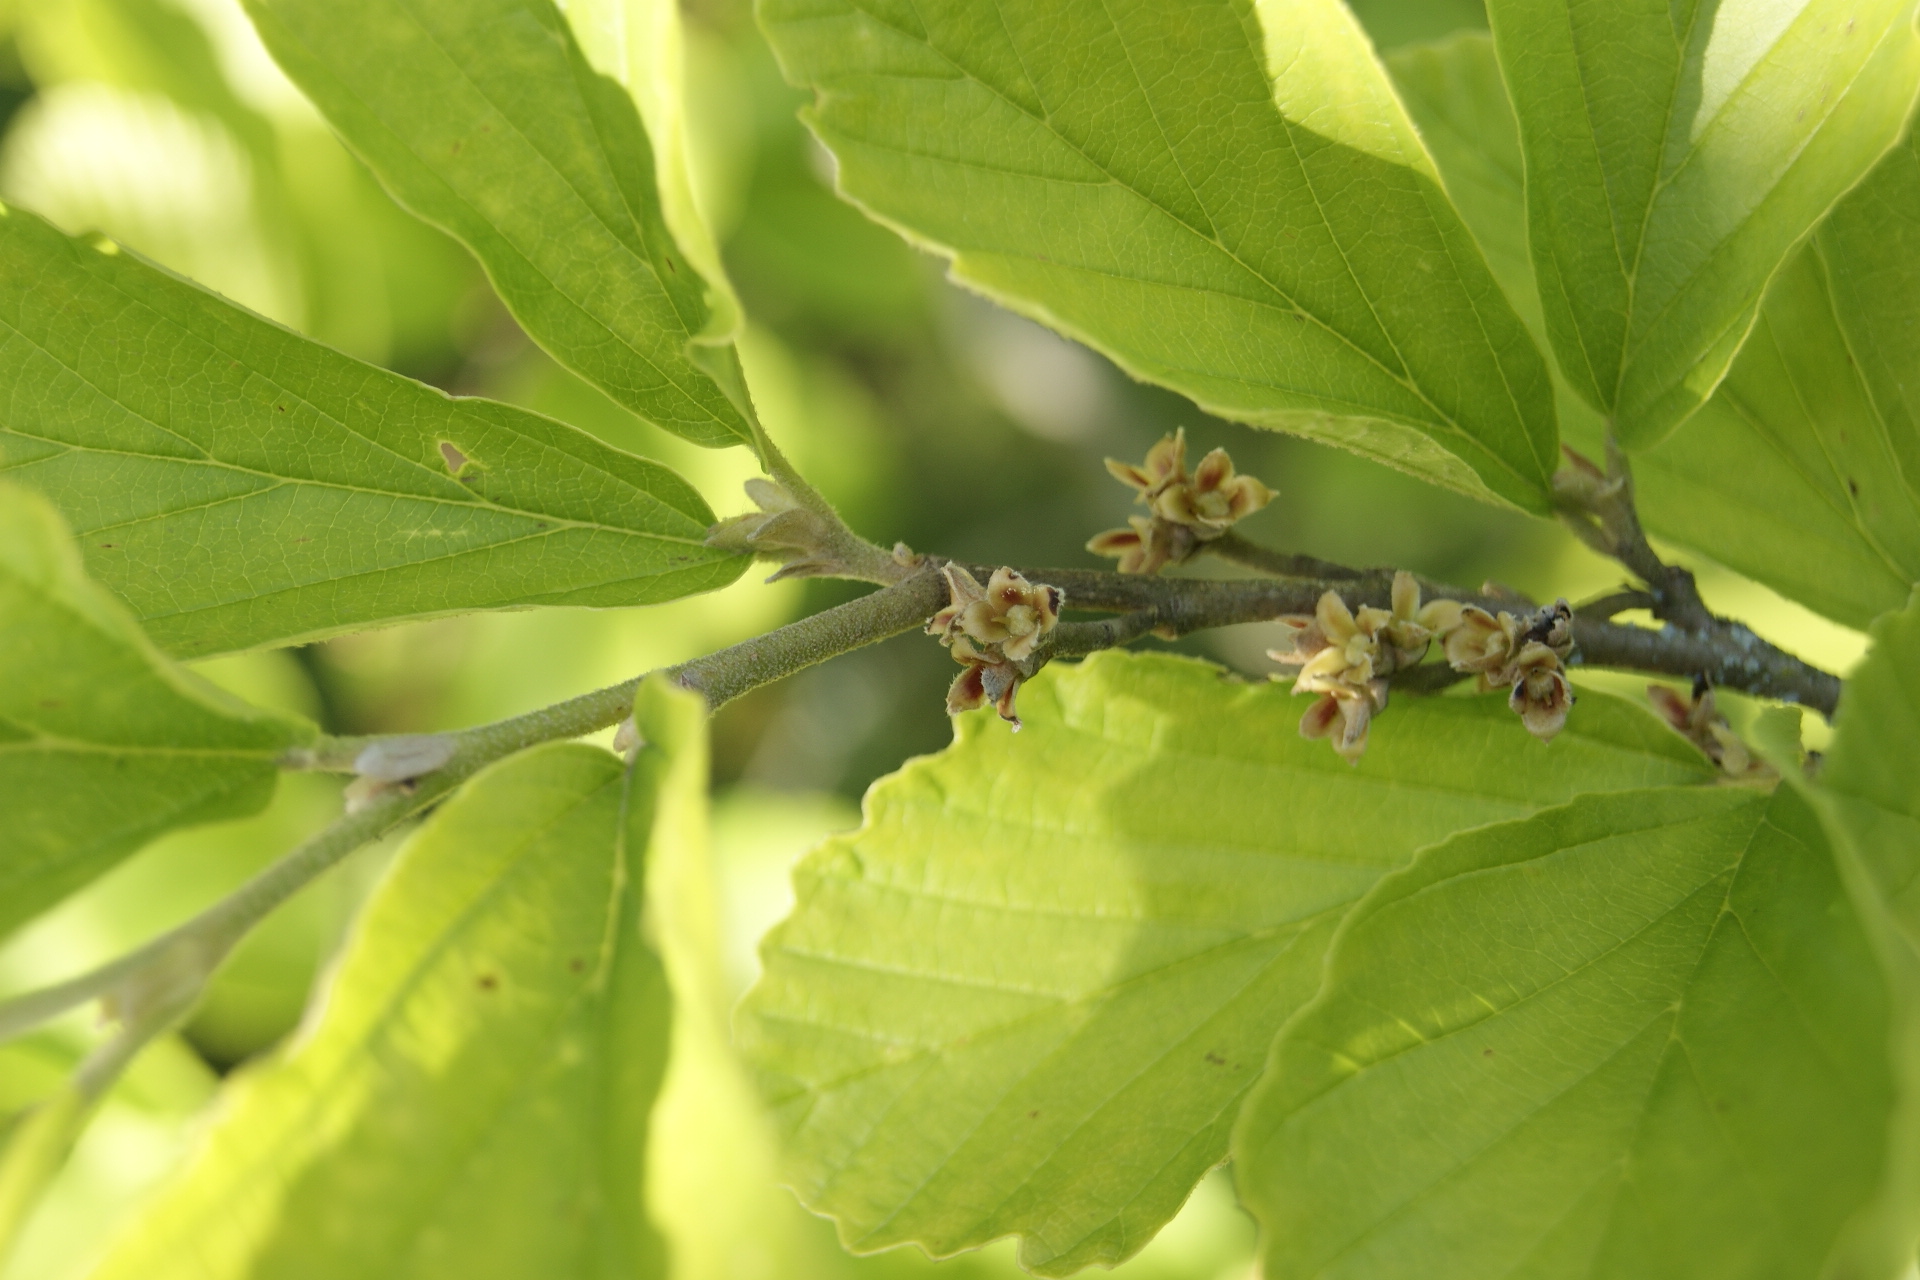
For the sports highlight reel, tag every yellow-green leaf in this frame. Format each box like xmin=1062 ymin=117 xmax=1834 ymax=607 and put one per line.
xmin=244 ymin=0 xmax=755 ymax=448
xmin=1239 ymin=784 xmax=1905 ymax=1280
xmin=758 ymin=0 xmax=1560 ymax=510
xmin=0 ymin=206 xmax=742 ymax=657
xmin=88 ymin=742 xmax=674 ymax=1280
xmin=739 ymin=652 xmax=1711 ymax=1276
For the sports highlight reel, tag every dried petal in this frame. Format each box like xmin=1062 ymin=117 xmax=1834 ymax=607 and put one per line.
xmin=946 ymin=664 xmax=988 ymax=715
xmin=1510 ymin=655 xmax=1573 ymax=741
xmin=1315 ymin=591 xmax=1360 ymax=644
xmin=1143 ymin=429 xmax=1187 ymax=486
xmin=1444 ymin=606 xmax=1518 ymax=676
xmin=979 ymin=662 xmax=1024 ymax=729
xmin=1298 ymin=692 xmax=1341 ymax=739
xmin=1104 ymin=458 xmax=1156 ymax=492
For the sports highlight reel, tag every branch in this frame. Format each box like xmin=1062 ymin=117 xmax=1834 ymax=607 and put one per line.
xmin=13 ymin=569 xmax=950 ymax=1045
xmin=1202 ymin=530 xmax=1366 ymax=580
xmin=1004 ymin=565 xmax=1840 ymax=716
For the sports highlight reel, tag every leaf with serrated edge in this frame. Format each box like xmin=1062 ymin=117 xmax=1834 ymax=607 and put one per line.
xmin=0 ymin=206 xmax=742 ymax=658
xmin=0 ymin=482 xmax=307 ymax=941
xmin=757 ymin=0 xmax=1559 ymax=511
xmin=1392 ymin=34 xmax=1920 ymax=630
xmin=243 ymin=0 xmax=754 ymax=448
xmin=1487 ymin=0 xmax=1920 ymax=448
xmin=738 ymin=651 xmax=1711 ymax=1276
xmin=1239 ymin=784 xmax=1904 ymax=1280
xmin=89 ymin=742 xmax=674 ymax=1280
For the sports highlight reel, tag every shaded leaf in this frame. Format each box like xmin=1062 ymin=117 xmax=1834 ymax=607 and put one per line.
xmin=1239 ymin=784 xmax=1904 ymax=1280
xmin=1487 ymin=0 xmax=1920 ymax=447
xmin=758 ymin=0 xmax=1559 ymax=510
xmin=739 ymin=652 xmax=1712 ymax=1276
xmin=89 ymin=741 xmax=675 ymax=1280
xmin=0 ymin=483 xmax=305 ymax=940
xmin=0 ymin=206 xmax=742 ymax=657
xmin=1817 ymin=590 xmax=1920 ymax=930
xmin=244 ymin=0 xmax=756 ymax=448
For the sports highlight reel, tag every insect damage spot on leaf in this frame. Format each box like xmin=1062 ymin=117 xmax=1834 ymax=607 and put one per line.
xmin=438 ymin=441 xmax=470 ymax=474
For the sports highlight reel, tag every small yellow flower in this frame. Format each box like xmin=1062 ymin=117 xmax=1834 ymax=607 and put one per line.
xmin=1089 ymin=429 xmax=1274 ymax=575
xmin=1297 ymin=679 xmax=1390 ymax=765
xmin=1382 ymin=572 xmax=1465 ymax=670
xmin=1268 ymin=590 xmax=1398 ymax=763
xmin=1150 ymin=445 xmax=1275 ymax=533
xmin=1086 ymin=516 xmax=1189 ymax=576
xmin=927 ymin=564 xmax=1063 ymax=728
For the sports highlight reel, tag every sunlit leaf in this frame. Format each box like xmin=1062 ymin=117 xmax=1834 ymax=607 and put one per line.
xmin=1487 ymin=0 xmax=1920 ymax=447
xmin=1237 ymin=783 xmax=1906 ymax=1280
xmin=738 ymin=651 xmax=1712 ymax=1276
xmin=0 ymin=206 xmax=742 ymax=657
xmin=1392 ymin=34 xmax=1920 ymax=629
xmin=758 ymin=0 xmax=1560 ymax=511
xmin=244 ymin=0 xmax=756 ymax=448
xmin=0 ymin=1029 xmax=215 ymax=1280
xmin=89 ymin=741 xmax=675 ymax=1280
xmin=0 ymin=483 xmax=306 ymax=941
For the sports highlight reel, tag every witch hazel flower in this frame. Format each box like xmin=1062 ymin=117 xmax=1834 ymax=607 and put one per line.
xmin=1087 ymin=429 xmax=1274 ymax=574
xmin=927 ymin=564 xmax=1062 ymax=729
xmin=1647 ymin=679 xmax=1766 ymax=777
xmin=1444 ymin=599 xmax=1577 ymax=741
xmin=1269 ymin=589 xmax=1393 ymax=764
xmin=1271 ymin=576 xmax=1581 ymax=761
xmin=1268 ymin=573 xmax=1459 ymax=763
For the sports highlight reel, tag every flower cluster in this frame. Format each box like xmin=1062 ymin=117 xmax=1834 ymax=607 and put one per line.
xmin=1270 ymin=576 xmax=1577 ymax=762
xmin=1444 ymin=599 xmax=1576 ymax=741
xmin=1087 ymin=429 xmax=1274 ymax=574
xmin=1647 ymin=680 xmax=1764 ymax=776
xmin=1269 ymin=572 xmax=1464 ymax=762
xmin=926 ymin=564 xmax=1062 ymax=729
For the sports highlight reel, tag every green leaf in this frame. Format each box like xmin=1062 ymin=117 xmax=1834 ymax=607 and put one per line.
xmin=0 ymin=482 xmax=305 ymax=941
xmin=757 ymin=0 xmax=1560 ymax=511
xmin=89 ymin=741 xmax=675 ymax=1280
xmin=1391 ymin=34 xmax=1920 ymax=629
xmin=1487 ymin=0 xmax=1920 ymax=448
xmin=738 ymin=651 xmax=1713 ymax=1276
xmin=243 ymin=0 xmax=755 ymax=448
xmin=1238 ymin=783 xmax=1906 ymax=1280
xmin=1631 ymin=224 xmax=1920 ymax=629
xmin=0 ymin=205 xmax=743 ymax=657
xmin=1817 ymin=590 xmax=1920 ymax=931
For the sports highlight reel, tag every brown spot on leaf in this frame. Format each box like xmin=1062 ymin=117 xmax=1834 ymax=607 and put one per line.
xmin=1483 ymin=1048 xmax=1495 ymax=1058
xmin=1027 ymin=1110 xmax=1040 ymax=1120
xmin=99 ymin=543 xmax=116 ymax=550
xmin=1205 ymin=1052 xmax=1227 ymax=1067
xmin=477 ymin=973 xmax=499 ymax=991
xmin=439 ymin=441 xmax=470 ymax=474
xmin=1848 ymin=478 xmax=1861 ymax=497
xmin=569 ymin=957 xmax=585 ymax=974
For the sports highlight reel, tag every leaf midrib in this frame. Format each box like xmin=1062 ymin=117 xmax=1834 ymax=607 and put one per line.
xmin=827 ymin=0 xmax=1469 ymax=432
xmin=285 ymin=0 xmax=739 ymax=437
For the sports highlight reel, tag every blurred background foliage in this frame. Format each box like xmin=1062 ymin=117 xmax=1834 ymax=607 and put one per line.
xmin=0 ymin=0 xmax=1873 ymax=1276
